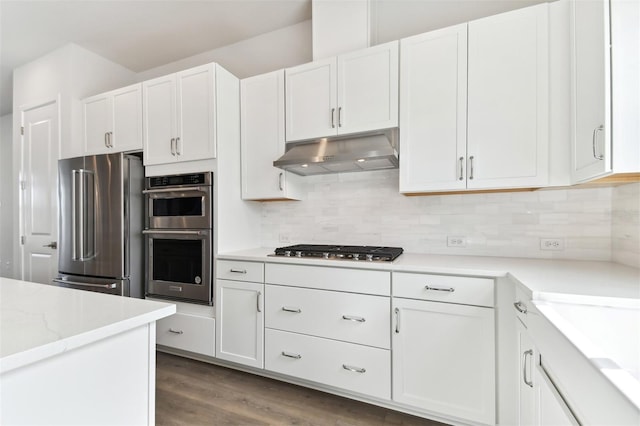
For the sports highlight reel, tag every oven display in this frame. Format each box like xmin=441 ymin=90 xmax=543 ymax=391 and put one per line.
xmin=152 ymin=197 xmax=203 ymax=217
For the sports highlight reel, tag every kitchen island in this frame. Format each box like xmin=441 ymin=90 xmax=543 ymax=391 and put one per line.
xmin=0 ymin=277 xmax=175 ymax=425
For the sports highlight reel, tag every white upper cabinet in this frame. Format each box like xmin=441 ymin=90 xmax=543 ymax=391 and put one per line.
xmin=82 ymin=83 xmax=142 ymax=156
xmin=399 ymin=24 xmax=468 ymax=192
xmin=143 ymin=63 xmax=216 ymax=165
xmin=285 ymin=41 xmax=399 ymax=143
xmin=467 ymin=4 xmax=549 ymax=189
xmin=571 ymin=0 xmax=640 ymax=183
xmin=241 ymin=70 xmax=303 ymax=201
xmin=400 ymin=4 xmax=550 ymax=193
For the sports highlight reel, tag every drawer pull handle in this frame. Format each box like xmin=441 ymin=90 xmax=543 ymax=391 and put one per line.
xmin=514 ymin=301 xmax=528 ymax=314
xmin=169 ymin=328 xmax=184 ymax=335
xmin=229 ymin=269 xmax=247 ymax=274
xmin=394 ymin=307 xmax=400 ymax=334
xmin=342 ymin=315 xmax=366 ymax=323
xmin=425 ymin=285 xmax=455 ymax=292
xmin=282 ymin=307 xmax=302 ymax=313
xmin=281 ymin=351 xmax=302 ymax=359
xmin=342 ymin=364 xmax=366 ymax=374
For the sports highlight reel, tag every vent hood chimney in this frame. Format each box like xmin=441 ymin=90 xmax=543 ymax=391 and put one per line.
xmin=273 ymin=130 xmax=399 ymax=176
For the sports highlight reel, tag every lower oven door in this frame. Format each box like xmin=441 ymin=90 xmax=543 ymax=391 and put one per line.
xmin=53 ymin=274 xmax=130 ymax=296
xmin=143 ymin=229 xmax=212 ymax=305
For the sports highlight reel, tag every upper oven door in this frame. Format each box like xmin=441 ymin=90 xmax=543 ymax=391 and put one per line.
xmin=144 ymin=186 xmax=211 ymax=229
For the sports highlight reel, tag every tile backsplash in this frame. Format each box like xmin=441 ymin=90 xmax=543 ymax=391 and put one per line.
xmin=261 ymin=170 xmax=639 ymax=265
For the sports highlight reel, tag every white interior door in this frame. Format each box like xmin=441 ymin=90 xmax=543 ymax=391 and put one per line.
xmin=21 ymin=101 xmax=59 ymax=284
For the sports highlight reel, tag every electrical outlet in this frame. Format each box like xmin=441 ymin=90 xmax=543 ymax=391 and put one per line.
xmin=447 ymin=236 xmax=466 ymax=247
xmin=540 ymin=238 xmax=564 ymax=251
xmin=279 ymin=233 xmax=291 ymax=243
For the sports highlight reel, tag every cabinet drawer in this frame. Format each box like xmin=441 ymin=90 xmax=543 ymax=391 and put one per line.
xmin=217 ymin=260 xmax=264 ymax=282
xmin=265 ymin=285 xmax=390 ymax=349
xmin=265 ymin=329 xmax=390 ymax=400
xmin=156 ymin=312 xmax=215 ymax=357
xmin=393 ymin=272 xmax=494 ymax=307
xmin=265 ymin=263 xmax=390 ymax=296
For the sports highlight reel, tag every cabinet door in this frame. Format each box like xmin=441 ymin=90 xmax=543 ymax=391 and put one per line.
xmin=241 ymin=70 xmax=302 ymax=200
xmin=392 ymin=298 xmax=495 ymax=425
xmin=215 ymin=279 xmax=264 ymax=368
xmin=399 ymin=25 xmax=467 ymax=193
xmin=83 ymin=94 xmax=112 ymax=156
xmin=111 ymin=83 xmax=142 ymax=153
xmin=535 ymin=363 xmax=579 ymax=425
xmin=143 ymin=74 xmax=177 ymax=165
xmin=518 ymin=321 xmax=536 ymax=426
xmin=467 ymin=4 xmax=549 ymax=189
xmin=285 ymin=57 xmax=337 ymax=142
xmin=176 ymin=64 xmax=216 ymax=161
xmin=337 ymin=41 xmax=398 ymax=135
xmin=571 ymin=0 xmax=611 ymax=182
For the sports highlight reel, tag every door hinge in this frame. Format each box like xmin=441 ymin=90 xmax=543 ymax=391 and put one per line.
xmin=20 ymin=236 xmax=25 ymax=245
xmin=21 ymin=126 xmax=24 ymax=136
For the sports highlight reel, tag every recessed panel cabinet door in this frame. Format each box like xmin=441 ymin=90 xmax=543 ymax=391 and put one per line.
xmin=399 ymin=25 xmax=467 ymax=192
xmin=392 ymin=298 xmax=495 ymax=425
xmin=467 ymin=4 xmax=549 ymax=189
xmin=176 ymin=64 xmax=216 ymax=161
xmin=111 ymin=84 xmax=143 ymax=153
xmin=83 ymin=95 xmax=112 ymax=155
xmin=337 ymin=41 xmax=398 ymax=135
xmin=143 ymin=74 xmax=177 ymax=165
xmin=285 ymin=57 xmax=337 ymax=142
xmin=571 ymin=0 xmax=611 ymax=182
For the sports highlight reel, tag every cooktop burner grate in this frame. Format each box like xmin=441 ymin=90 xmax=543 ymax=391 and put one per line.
xmin=273 ymin=244 xmax=403 ymax=262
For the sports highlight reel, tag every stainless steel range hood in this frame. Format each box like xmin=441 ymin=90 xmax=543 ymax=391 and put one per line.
xmin=273 ymin=129 xmax=399 ymax=176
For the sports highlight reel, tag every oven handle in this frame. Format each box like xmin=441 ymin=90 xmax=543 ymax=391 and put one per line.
xmin=142 ymin=230 xmax=206 ymax=236
xmin=52 ymin=279 xmax=117 ymax=289
xmin=142 ymin=187 xmax=207 ymax=194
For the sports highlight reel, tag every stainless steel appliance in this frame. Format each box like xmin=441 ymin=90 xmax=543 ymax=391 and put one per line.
xmin=272 ymin=244 xmax=404 ymax=262
xmin=56 ymin=153 xmax=144 ymax=296
xmin=143 ymin=172 xmax=213 ymax=305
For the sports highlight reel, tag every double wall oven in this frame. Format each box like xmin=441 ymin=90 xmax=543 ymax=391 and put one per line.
xmin=143 ymin=172 xmax=213 ymax=305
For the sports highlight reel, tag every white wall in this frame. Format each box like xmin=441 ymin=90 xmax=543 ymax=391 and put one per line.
xmin=0 ymin=114 xmax=13 ymax=277
xmin=261 ymin=170 xmax=621 ymax=261
xmin=136 ymin=20 xmax=312 ymax=81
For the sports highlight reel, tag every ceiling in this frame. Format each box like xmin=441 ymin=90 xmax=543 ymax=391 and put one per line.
xmin=0 ymin=0 xmax=547 ymax=118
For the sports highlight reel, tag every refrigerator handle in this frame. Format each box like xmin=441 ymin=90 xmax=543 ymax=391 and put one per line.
xmin=72 ymin=170 xmax=80 ymax=261
xmin=81 ymin=169 xmax=96 ymax=261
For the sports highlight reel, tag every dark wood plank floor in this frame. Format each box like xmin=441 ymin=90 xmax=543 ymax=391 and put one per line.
xmin=156 ymin=352 xmax=447 ymax=426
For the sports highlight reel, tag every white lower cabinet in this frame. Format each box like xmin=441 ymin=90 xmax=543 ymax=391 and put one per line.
xmin=517 ymin=320 xmax=536 ymax=426
xmin=156 ymin=312 xmax=215 ymax=357
xmin=535 ymin=361 xmax=579 ymax=426
xmin=265 ymin=328 xmax=391 ymax=400
xmin=215 ymin=279 xmax=264 ymax=368
xmin=392 ymin=296 xmax=496 ymax=424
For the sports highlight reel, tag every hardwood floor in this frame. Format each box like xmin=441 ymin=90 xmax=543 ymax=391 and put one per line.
xmin=156 ymin=352 xmax=446 ymax=426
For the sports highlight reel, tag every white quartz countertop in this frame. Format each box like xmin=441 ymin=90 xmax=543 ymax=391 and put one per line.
xmin=217 ymin=248 xmax=640 ymax=302
xmin=0 ymin=278 xmax=176 ymax=374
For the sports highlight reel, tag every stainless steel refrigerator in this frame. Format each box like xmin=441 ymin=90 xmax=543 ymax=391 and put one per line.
xmin=54 ymin=153 xmax=144 ymax=297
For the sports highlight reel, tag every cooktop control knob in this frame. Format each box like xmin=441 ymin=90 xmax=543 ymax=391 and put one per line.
xmin=295 ymin=251 xmax=303 ymax=258
xmin=366 ymin=254 xmax=374 ymax=261
xmin=322 ymin=252 xmax=330 ymax=259
xmin=284 ymin=250 xmax=291 ymax=257
xmin=352 ymin=253 xmax=360 ymax=260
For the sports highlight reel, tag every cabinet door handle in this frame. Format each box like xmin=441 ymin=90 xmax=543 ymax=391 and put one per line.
xmin=342 ymin=364 xmax=366 ymax=374
xmin=169 ymin=328 xmax=184 ymax=335
xmin=469 ymin=155 xmax=475 ymax=180
xmin=282 ymin=306 xmax=302 ymax=313
xmin=592 ymin=125 xmax=604 ymax=160
xmin=394 ymin=307 xmax=400 ymax=333
xmin=425 ymin=285 xmax=455 ymax=292
xmin=338 ymin=107 xmax=343 ymax=127
xmin=104 ymin=132 xmax=109 ymax=148
xmin=176 ymin=137 xmax=181 ymax=155
xmin=523 ymin=349 xmax=534 ymax=387
xmin=514 ymin=301 xmax=528 ymax=314
xmin=281 ymin=351 xmax=302 ymax=359
xmin=342 ymin=315 xmax=366 ymax=323
xmin=278 ymin=172 xmax=284 ymax=191
xmin=109 ymin=132 xmax=113 ymax=148
xmin=458 ymin=157 xmax=464 ymax=181
xmin=170 ymin=138 xmax=176 ymax=156
xmin=257 ymin=291 xmax=262 ymax=313
xmin=331 ymin=108 xmax=336 ymax=128
xmin=229 ymin=269 xmax=247 ymax=274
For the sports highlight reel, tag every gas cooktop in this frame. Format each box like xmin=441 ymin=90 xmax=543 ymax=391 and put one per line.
xmin=272 ymin=244 xmax=403 ymax=262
